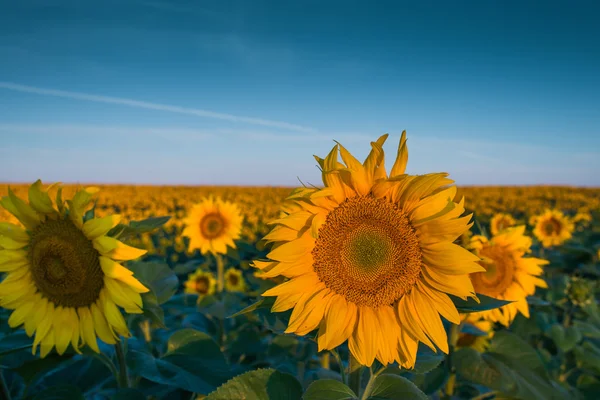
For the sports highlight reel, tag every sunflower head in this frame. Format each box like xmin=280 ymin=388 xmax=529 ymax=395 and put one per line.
xmin=254 ymin=132 xmax=485 ymax=368
xmin=457 ymin=313 xmax=494 ymax=353
xmin=224 ymin=267 xmax=246 ymax=292
xmin=0 ymin=181 xmax=149 ymax=358
xmin=469 ymin=226 xmax=548 ymax=327
xmin=184 ymin=269 xmax=217 ymax=298
xmin=532 ymin=209 xmax=574 ymax=248
xmin=565 ymin=276 xmax=596 ymax=306
xmin=182 ymin=197 xmax=243 ymax=256
xmin=490 ymin=213 xmax=516 ymax=235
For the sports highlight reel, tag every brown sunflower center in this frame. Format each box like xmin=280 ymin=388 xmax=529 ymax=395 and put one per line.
xmin=457 ymin=333 xmax=478 ymax=348
xmin=200 ymin=213 xmax=226 ymax=239
xmin=470 ymin=244 xmax=515 ymax=298
xmin=312 ymin=196 xmax=422 ymax=308
xmin=28 ymin=218 xmax=104 ymax=307
xmin=228 ymin=273 xmax=239 ymax=286
xmin=543 ymin=217 xmax=562 ymax=236
xmin=195 ymin=277 xmax=209 ymax=294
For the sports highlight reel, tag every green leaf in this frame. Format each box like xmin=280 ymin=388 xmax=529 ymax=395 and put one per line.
xmin=111 ymin=388 xmax=147 ymax=400
xmin=302 ymin=379 xmax=357 ymax=400
xmin=527 ymin=296 xmax=551 ymax=306
xmin=127 ymin=261 xmax=178 ymax=305
xmin=547 ymin=324 xmax=581 ymax=352
xmin=140 ymin=291 xmax=166 ymax=328
xmin=31 ymin=385 xmax=84 ymax=400
xmin=14 ymin=354 xmax=76 ymax=387
xmin=574 ymin=320 xmax=600 ymax=339
xmin=367 ymin=374 xmax=428 ymax=400
xmin=412 ymin=347 xmax=445 ymax=374
xmin=206 ymin=368 xmax=302 ymax=400
xmin=488 ymin=331 xmax=550 ymax=379
xmin=450 ymin=293 xmax=512 ymax=313
xmin=129 ymin=329 xmax=231 ymax=394
xmin=107 ymin=216 xmax=171 ymax=239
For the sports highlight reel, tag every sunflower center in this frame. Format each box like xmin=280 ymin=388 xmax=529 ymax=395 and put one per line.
xmin=457 ymin=333 xmax=478 ymax=348
xmin=543 ymin=217 xmax=562 ymax=236
xmin=28 ymin=218 xmax=104 ymax=308
xmin=195 ymin=277 xmax=209 ymax=294
xmin=200 ymin=213 xmax=225 ymax=239
xmin=470 ymin=244 xmax=515 ymax=298
xmin=228 ymin=273 xmax=239 ymax=286
xmin=312 ymin=196 xmax=422 ymax=308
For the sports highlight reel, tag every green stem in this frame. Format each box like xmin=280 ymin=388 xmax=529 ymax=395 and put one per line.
xmin=361 ymin=368 xmax=376 ymax=400
xmin=0 ymin=369 xmax=12 ymax=400
xmin=348 ymin=353 xmax=363 ymax=397
xmin=114 ymin=341 xmax=130 ymax=388
xmin=331 ymin=349 xmax=346 ymax=384
xmin=444 ymin=322 xmax=462 ymax=399
xmin=320 ymin=352 xmax=330 ymax=369
xmin=216 ymin=254 xmax=225 ymax=293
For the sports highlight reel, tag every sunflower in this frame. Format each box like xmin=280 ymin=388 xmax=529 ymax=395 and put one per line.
xmin=456 ymin=314 xmax=493 ymax=353
xmin=184 ymin=269 xmax=216 ymax=298
xmin=0 ymin=181 xmax=148 ymax=358
xmin=532 ymin=209 xmax=574 ymax=248
xmin=182 ymin=197 xmax=243 ymax=256
xmin=253 ymin=132 xmax=485 ymax=368
xmin=490 ymin=213 xmax=516 ymax=235
xmin=468 ymin=226 xmax=548 ymax=326
xmin=224 ymin=267 xmax=246 ymax=292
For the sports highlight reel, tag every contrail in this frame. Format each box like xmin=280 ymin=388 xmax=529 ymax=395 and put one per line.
xmin=0 ymin=81 xmax=316 ymax=133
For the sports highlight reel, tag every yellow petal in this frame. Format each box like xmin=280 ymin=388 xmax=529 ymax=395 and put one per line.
xmin=0 ymin=188 xmax=41 ymax=230
xmin=53 ymin=307 xmax=74 ymax=355
xmin=90 ymin=302 xmax=117 ymax=344
xmin=101 ymin=292 xmax=130 ymax=338
xmin=40 ymin=328 xmax=55 ymax=358
xmin=0 ymin=235 xmax=27 ymax=250
xmin=104 ymin=277 xmax=142 ymax=312
xmin=78 ymin=307 xmax=100 ymax=353
xmin=28 ymin=179 xmax=56 ymax=214
xmin=0 ymin=222 xmax=30 ymax=242
xmin=83 ymin=215 xmax=121 ymax=240
xmin=389 ymin=130 xmax=408 ymax=178
xmin=8 ymin=301 xmax=36 ymax=329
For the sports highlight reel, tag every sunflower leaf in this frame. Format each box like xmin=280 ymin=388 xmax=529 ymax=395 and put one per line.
xmin=450 ymin=293 xmax=513 ymax=313
xmin=107 ymin=216 xmax=171 ymax=239
xmin=303 ymin=379 xmax=358 ymax=400
xmin=228 ymin=296 xmax=276 ymax=318
xmin=366 ymin=373 xmax=428 ymax=400
xmin=30 ymin=385 xmax=85 ymax=400
xmin=206 ymin=368 xmax=302 ymax=400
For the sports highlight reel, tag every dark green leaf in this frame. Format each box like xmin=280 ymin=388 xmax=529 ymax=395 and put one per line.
xmin=111 ymin=388 xmax=147 ymax=400
xmin=127 ymin=261 xmax=178 ymax=304
xmin=574 ymin=320 xmax=600 ymax=339
xmin=229 ymin=296 xmax=276 ymax=318
xmin=107 ymin=216 xmax=171 ymax=239
xmin=527 ymin=296 xmax=551 ymax=306
xmin=412 ymin=346 xmax=445 ymax=374
xmin=130 ymin=329 xmax=231 ymax=394
xmin=31 ymin=385 xmax=84 ymax=400
xmin=302 ymin=379 xmax=357 ymax=400
xmin=450 ymin=293 xmax=513 ymax=313
xmin=206 ymin=368 xmax=302 ymax=400
xmin=140 ymin=291 xmax=166 ymax=329
xmin=367 ymin=374 xmax=428 ymax=400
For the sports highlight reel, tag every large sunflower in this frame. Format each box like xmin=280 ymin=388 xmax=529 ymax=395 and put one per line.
xmin=253 ymin=132 xmax=484 ymax=368
xmin=532 ymin=209 xmax=574 ymax=248
xmin=490 ymin=213 xmax=516 ymax=235
xmin=468 ymin=226 xmax=548 ymax=326
xmin=183 ymin=197 xmax=243 ymax=256
xmin=0 ymin=181 xmax=148 ymax=357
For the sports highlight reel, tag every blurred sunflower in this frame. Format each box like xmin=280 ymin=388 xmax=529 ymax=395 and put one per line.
xmin=184 ymin=269 xmax=216 ymax=298
xmin=0 ymin=181 xmax=148 ymax=358
xmin=253 ymin=132 xmax=484 ymax=368
xmin=565 ymin=276 xmax=596 ymax=307
xmin=456 ymin=314 xmax=493 ymax=353
xmin=468 ymin=226 xmax=548 ymax=326
xmin=182 ymin=197 xmax=243 ymax=255
xmin=532 ymin=209 xmax=574 ymax=248
xmin=490 ymin=213 xmax=516 ymax=235
xmin=224 ymin=267 xmax=246 ymax=292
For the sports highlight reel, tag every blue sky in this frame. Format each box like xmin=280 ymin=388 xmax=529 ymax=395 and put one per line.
xmin=0 ymin=0 xmax=598 ymax=186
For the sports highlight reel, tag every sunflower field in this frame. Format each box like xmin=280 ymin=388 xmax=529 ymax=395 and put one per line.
xmin=1 ymin=133 xmax=599 ymax=400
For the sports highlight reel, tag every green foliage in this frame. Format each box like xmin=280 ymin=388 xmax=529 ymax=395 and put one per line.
xmin=206 ymin=368 xmax=302 ymax=400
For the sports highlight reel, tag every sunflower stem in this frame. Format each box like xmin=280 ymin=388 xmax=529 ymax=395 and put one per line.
xmin=348 ymin=353 xmax=363 ymax=397
xmin=360 ymin=367 xmax=376 ymax=400
xmin=331 ymin=349 xmax=346 ymax=384
xmin=216 ymin=253 xmax=225 ymax=293
xmin=114 ymin=341 xmax=130 ymax=388
xmin=0 ymin=369 xmax=12 ymax=400
xmin=320 ymin=352 xmax=330 ymax=369
xmin=443 ymin=322 xmax=462 ymax=399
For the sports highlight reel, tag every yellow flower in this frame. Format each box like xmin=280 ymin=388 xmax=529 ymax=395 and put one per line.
xmin=224 ymin=267 xmax=246 ymax=292
xmin=184 ymin=269 xmax=216 ymax=298
xmin=532 ymin=209 xmax=574 ymax=248
xmin=468 ymin=226 xmax=548 ymax=326
xmin=456 ymin=313 xmax=494 ymax=353
xmin=490 ymin=213 xmax=516 ymax=235
xmin=253 ymin=132 xmax=484 ymax=368
xmin=0 ymin=181 xmax=149 ymax=358
xmin=182 ymin=197 xmax=243 ymax=256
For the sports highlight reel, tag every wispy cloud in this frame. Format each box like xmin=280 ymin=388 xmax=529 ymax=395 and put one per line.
xmin=0 ymin=82 xmax=315 ymax=133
